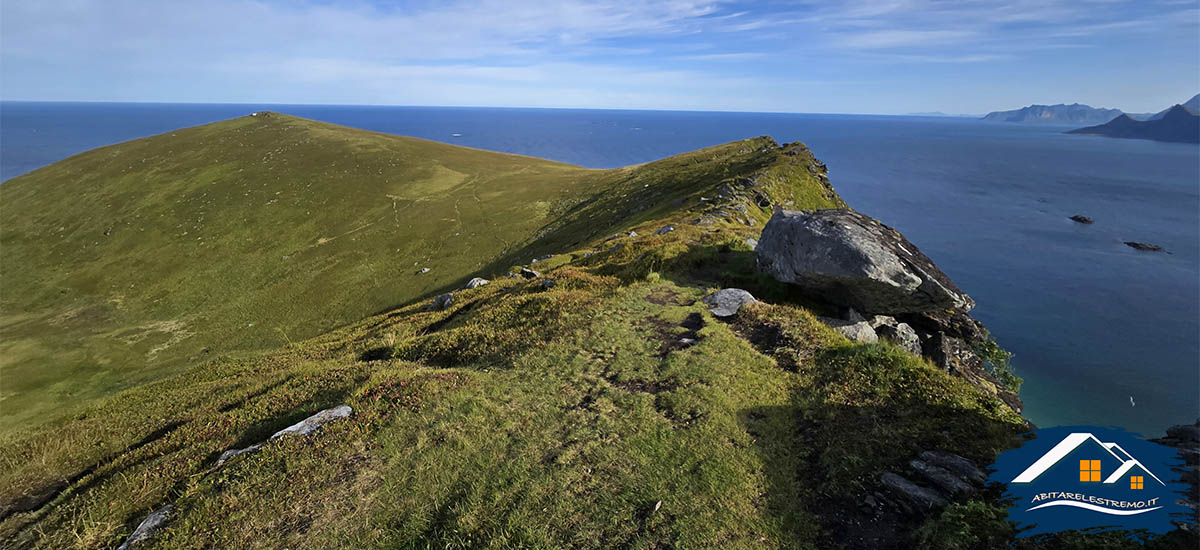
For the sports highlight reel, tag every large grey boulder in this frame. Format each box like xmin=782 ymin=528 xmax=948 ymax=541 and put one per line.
xmin=756 ymin=209 xmax=974 ymax=314
xmin=701 ymin=289 xmax=757 ymax=317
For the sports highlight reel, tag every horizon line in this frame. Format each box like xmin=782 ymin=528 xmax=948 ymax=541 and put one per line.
xmin=0 ymin=99 xmax=988 ymax=119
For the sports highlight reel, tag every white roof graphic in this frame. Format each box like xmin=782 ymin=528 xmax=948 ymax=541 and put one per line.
xmin=1011 ymin=433 xmax=1164 ymax=485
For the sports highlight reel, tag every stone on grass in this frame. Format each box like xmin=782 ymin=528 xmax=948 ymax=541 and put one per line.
xmin=701 ymin=288 xmax=757 ymax=317
xmin=519 ymin=268 xmax=540 ymax=279
xmin=117 ymin=505 xmax=173 ymax=550
xmin=880 ymin=472 xmax=947 ymax=514
xmin=271 ymin=405 xmax=353 ymax=439
xmin=918 ymin=451 xmax=988 ymax=487
xmin=429 ymin=293 xmax=453 ymax=310
xmin=465 ymin=277 xmax=490 ymax=289
xmin=829 ymin=320 xmax=878 ymax=344
xmin=877 ymin=322 xmax=921 ymax=355
xmin=655 ymin=224 xmax=676 ymax=235
xmin=909 ymin=459 xmax=975 ymax=498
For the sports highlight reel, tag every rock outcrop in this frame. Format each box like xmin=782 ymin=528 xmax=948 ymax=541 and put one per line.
xmin=216 ymin=405 xmax=353 ymax=467
xmin=757 ymin=208 xmax=1021 ymax=411
xmin=1152 ymin=419 xmax=1200 ymax=531
xmin=756 ymin=209 xmax=974 ymax=314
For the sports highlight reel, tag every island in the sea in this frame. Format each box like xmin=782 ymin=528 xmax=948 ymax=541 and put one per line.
xmin=1067 ymin=104 xmax=1200 ymax=144
xmin=981 ymin=103 xmax=1125 ymax=125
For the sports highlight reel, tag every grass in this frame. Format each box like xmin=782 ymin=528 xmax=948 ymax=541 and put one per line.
xmin=1 ymin=113 xmax=1180 ymax=548
xmin=0 ymin=112 xmax=810 ymax=434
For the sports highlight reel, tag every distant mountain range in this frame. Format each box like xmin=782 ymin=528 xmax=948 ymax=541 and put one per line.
xmin=981 ymin=103 xmax=1125 ymax=125
xmin=1066 ymin=104 xmax=1199 ymax=144
xmin=981 ymin=94 xmax=1200 ymax=126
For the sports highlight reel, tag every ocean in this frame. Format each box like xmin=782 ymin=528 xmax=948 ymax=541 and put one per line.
xmin=2 ymin=101 xmax=1197 ymax=435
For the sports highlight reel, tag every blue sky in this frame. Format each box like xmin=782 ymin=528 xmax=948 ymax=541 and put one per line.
xmin=2 ymin=0 xmax=1198 ymax=114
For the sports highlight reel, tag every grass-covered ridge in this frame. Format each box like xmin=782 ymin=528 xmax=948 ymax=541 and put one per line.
xmin=0 ymin=112 xmax=832 ymax=433
xmin=6 ymin=113 xmax=1157 ymax=548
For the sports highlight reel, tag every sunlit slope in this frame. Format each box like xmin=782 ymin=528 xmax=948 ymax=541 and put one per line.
xmin=0 ymin=112 xmax=593 ymax=430
xmin=0 ymin=113 xmax=834 ymax=432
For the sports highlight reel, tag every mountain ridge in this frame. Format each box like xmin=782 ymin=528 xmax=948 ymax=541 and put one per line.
xmin=1066 ymin=104 xmax=1200 ymax=143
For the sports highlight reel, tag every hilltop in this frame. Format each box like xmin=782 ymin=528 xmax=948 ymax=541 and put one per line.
xmin=0 ymin=114 xmax=1193 ymax=549
xmin=1067 ymin=105 xmax=1200 ymax=143
xmin=981 ymin=103 xmax=1125 ymax=125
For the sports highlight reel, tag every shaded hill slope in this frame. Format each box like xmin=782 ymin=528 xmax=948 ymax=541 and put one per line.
xmin=1067 ymin=105 xmax=1200 ymax=143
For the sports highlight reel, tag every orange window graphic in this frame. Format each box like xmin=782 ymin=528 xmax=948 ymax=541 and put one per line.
xmin=1079 ymin=460 xmax=1101 ymax=482
xmin=1131 ymin=476 xmax=1144 ymax=490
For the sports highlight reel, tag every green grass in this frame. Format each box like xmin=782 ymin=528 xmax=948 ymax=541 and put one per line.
xmin=0 ymin=113 xmax=1107 ymax=548
xmin=0 ymin=113 xmax=820 ymax=434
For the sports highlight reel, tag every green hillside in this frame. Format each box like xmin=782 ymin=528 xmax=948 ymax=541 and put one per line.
xmin=3 ymin=115 xmax=1182 ymax=549
xmin=0 ymin=112 xmax=835 ymax=433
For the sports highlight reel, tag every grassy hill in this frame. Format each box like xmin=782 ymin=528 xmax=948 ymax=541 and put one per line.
xmin=0 ymin=112 xmax=837 ymax=434
xmin=2 ymin=114 xmax=1187 ymax=549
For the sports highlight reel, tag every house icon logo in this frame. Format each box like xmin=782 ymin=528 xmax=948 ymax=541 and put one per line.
xmin=989 ymin=426 xmax=1192 ymax=538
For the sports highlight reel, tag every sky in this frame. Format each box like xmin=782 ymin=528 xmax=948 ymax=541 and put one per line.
xmin=2 ymin=0 xmax=1198 ymax=114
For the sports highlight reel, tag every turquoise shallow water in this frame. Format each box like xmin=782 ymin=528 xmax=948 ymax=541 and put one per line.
xmin=3 ymin=101 xmax=1197 ymax=434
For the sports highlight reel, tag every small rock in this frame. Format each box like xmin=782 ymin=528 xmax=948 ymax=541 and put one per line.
xmin=465 ymin=277 xmax=490 ymax=289
xmin=655 ymin=224 xmax=675 ymax=235
xmin=216 ymin=443 xmax=264 ymax=467
xmin=918 ymin=451 xmax=988 ymax=486
xmin=429 ymin=293 xmax=453 ymax=310
xmin=909 ymin=459 xmax=975 ymax=498
xmin=745 ymin=237 xmax=758 ymax=250
xmin=539 ymin=278 xmax=557 ymax=290
xmin=830 ymin=320 xmax=878 ymax=344
xmin=679 ymin=337 xmax=697 ymax=346
xmin=877 ymin=322 xmax=921 ymax=355
xmin=1069 ymin=215 xmax=1094 ymax=224
xmin=628 ymin=231 xmax=638 ymax=238
xmin=117 ymin=505 xmax=173 ymax=550
xmin=519 ymin=268 xmax=540 ymax=279
xmin=880 ymin=472 xmax=947 ymax=514
xmin=701 ymin=288 xmax=757 ymax=317
xmin=418 ymin=267 xmax=431 ymax=274
xmin=1125 ymin=241 xmax=1164 ymax=252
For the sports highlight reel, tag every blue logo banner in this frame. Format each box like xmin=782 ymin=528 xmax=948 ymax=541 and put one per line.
xmin=989 ymin=425 xmax=1192 ymax=537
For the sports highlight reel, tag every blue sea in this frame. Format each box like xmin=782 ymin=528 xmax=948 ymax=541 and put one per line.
xmin=2 ymin=101 xmax=1198 ymax=435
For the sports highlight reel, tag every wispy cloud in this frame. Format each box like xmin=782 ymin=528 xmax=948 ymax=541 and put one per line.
xmin=1 ymin=0 xmax=1196 ymax=113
